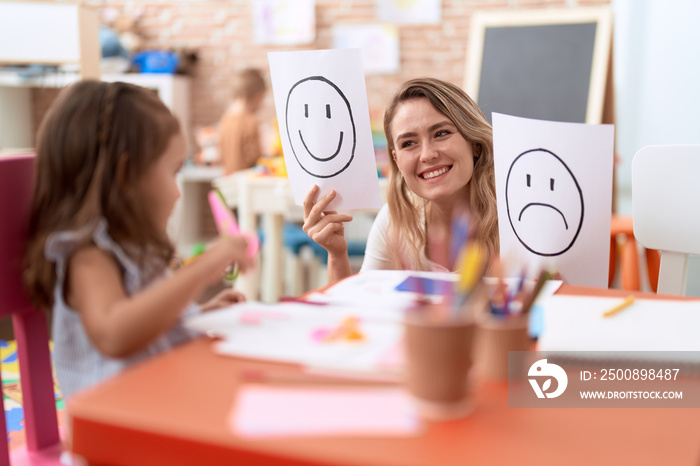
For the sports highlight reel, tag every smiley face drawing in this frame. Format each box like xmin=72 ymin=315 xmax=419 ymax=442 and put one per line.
xmin=505 ymin=148 xmax=584 ymax=256
xmin=285 ymin=76 xmax=356 ymax=178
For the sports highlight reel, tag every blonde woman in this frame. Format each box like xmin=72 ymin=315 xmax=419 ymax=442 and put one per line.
xmin=303 ymin=78 xmax=499 ymax=284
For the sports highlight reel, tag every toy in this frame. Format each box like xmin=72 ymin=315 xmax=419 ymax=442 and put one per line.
xmin=101 ymin=7 xmax=144 ymax=57
xmin=194 ymin=126 xmax=220 ymax=166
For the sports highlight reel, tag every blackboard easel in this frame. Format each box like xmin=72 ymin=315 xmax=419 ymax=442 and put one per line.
xmin=464 ymin=7 xmax=614 ymax=126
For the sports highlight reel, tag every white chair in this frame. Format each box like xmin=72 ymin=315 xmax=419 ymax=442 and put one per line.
xmin=631 ymin=145 xmax=700 ymax=295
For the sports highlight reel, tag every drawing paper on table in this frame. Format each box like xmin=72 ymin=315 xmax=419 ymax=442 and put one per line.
xmin=185 ymin=302 xmax=403 ymax=371
xmin=231 ymin=386 xmax=421 ymax=438
xmin=312 ymin=270 xmax=455 ymax=298
xmin=305 ymin=270 xmax=455 ymax=313
xmin=214 ymin=319 xmax=401 ymax=370
xmin=538 ymin=295 xmax=700 ymax=360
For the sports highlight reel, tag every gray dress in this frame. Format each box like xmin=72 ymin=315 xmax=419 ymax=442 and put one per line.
xmin=45 ymin=219 xmax=200 ymax=400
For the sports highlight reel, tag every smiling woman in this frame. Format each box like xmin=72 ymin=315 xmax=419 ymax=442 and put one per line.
xmin=303 ymin=78 xmax=499 ymax=284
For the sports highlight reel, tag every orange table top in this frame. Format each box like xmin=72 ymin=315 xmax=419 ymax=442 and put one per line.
xmin=68 ymin=285 xmax=700 ymax=466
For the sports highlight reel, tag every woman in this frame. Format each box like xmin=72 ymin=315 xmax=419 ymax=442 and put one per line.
xmin=303 ymin=78 xmax=499 ymax=284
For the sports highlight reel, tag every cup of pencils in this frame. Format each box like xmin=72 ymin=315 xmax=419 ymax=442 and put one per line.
xmin=403 ymin=288 xmax=487 ymax=421
xmin=473 ymin=270 xmax=549 ymax=381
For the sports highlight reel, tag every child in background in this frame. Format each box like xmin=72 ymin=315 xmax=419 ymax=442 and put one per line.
xmin=218 ymin=68 xmax=267 ymax=175
xmin=23 ymin=81 xmax=254 ymax=400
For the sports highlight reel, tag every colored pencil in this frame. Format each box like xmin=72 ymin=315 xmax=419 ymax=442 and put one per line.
xmin=521 ymin=270 xmax=550 ymax=315
xmin=602 ymin=295 xmax=635 ymax=318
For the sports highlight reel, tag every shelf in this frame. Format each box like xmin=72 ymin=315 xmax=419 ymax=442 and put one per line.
xmin=0 ymin=72 xmax=192 ymax=153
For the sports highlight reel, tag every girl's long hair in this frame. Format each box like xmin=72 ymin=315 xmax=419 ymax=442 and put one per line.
xmin=24 ymin=80 xmax=180 ymax=309
xmin=382 ymin=78 xmax=498 ymax=269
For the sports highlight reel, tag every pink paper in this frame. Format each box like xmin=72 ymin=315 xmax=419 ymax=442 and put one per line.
xmin=231 ymin=386 xmax=421 ymax=438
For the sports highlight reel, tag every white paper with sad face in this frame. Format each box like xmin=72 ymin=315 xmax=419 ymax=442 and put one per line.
xmin=506 ymin=148 xmax=584 ymax=256
xmin=269 ymin=49 xmax=381 ymax=210
xmin=493 ymin=113 xmax=614 ymax=288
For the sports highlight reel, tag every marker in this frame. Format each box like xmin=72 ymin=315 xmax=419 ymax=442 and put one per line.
xmin=208 ymin=188 xmax=259 ymax=257
xmin=181 ymin=242 xmax=206 ymax=265
xmin=506 ymin=266 xmax=528 ymax=314
xmin=455 ymin=243 xmax=485 ymax=294
xmin=450 ymin=211 xmax=470 ymax=266
xmin=521 ymin=270 xmax=550 ymax=315
xmin=452 ymin=243 xmax=486 ymax=316
xmin=602 ymin=295 xmax=635 ymax=318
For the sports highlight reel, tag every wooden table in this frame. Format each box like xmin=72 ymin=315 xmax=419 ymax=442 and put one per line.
xmin=68 ymin=285 xmax=700 ymax=466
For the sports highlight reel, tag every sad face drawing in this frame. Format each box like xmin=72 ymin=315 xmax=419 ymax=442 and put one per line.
xmin=285 ymin=76 xmax=356 ymax=178
xmin=505 ymin=148 xmax=584 ymax=256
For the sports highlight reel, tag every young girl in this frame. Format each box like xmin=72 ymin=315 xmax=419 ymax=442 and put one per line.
xmin=303 ymin=78 xmax=499 ymax=284
xmin=23 ymin=80 xmax=254 ymax=399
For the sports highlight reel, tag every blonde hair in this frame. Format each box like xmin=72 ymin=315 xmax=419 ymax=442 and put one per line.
xmin=231 ymin=68 xmax=266 ymax=102
xmin=24 ymin=80 xmax=180 ymax=309
xmin=383 ymin=78 xmax=499 ymax=269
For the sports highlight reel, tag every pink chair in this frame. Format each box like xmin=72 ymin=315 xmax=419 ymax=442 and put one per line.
xmin=0 ymin=154 xmax=62 ymax=464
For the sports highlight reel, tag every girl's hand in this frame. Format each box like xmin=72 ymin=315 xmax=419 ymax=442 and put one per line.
xmin=201 ymin=235 xmax=255 ymax=284
xmin=302 ymin=185 xmax=353 ymax=256
xmin=200 ymin=288 xmax=246 ymax=312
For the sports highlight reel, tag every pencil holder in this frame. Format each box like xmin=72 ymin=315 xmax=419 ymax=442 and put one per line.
xmin=403 ymin=300 xmax=483 ymax=421
xmin=473 ymin=313 xmax=530 ymax=381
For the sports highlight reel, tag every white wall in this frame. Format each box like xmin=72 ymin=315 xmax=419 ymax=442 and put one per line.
xmin=613 ymin=0 xmax=700 ymax=212
xmin=0 ymin=87 xmax=32 ymax=150
xmin=613 ymin=0 xmax=700 ymax=294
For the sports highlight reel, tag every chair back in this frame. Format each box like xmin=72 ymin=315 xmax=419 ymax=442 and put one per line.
xmin=632 ymin=145 xmax=700 ymax=295
xmin=0 ymin=154 xmax=35 ymax=316
xmin=0 ymin=154 xmax=61 ymax=461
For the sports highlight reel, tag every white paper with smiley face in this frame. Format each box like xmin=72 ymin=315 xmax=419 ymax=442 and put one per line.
xmin=269 ymin=49 xmax=381 ymax=211
xmin=493 ymin=113 xmax=615 ymax=288
xmin=506 ymin=149 xmax=583 ymax=256
xmin=286 ymin=77 xmax=356 ymax=178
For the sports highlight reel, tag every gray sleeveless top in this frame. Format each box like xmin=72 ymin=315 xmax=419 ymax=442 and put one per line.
xmin=45 ymin=219 xmax=200 ymax=400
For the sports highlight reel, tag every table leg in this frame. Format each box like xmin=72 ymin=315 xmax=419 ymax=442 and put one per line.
xmin=261 ymin=214 xmax=284 ymax=302
xmin=236 ymin=180 xmax=260 ymax=301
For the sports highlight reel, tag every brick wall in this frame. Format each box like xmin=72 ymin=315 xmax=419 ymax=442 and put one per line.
xmin=32 ymin=0 xmax=611 ymax=149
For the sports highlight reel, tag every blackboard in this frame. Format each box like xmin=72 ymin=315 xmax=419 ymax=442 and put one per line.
xmin=464 ymin=8 xmax=613 ymax=125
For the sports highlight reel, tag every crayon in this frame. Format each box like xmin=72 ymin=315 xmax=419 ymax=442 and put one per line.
xmin=602 ymin=295 xmax=635 ymax=318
